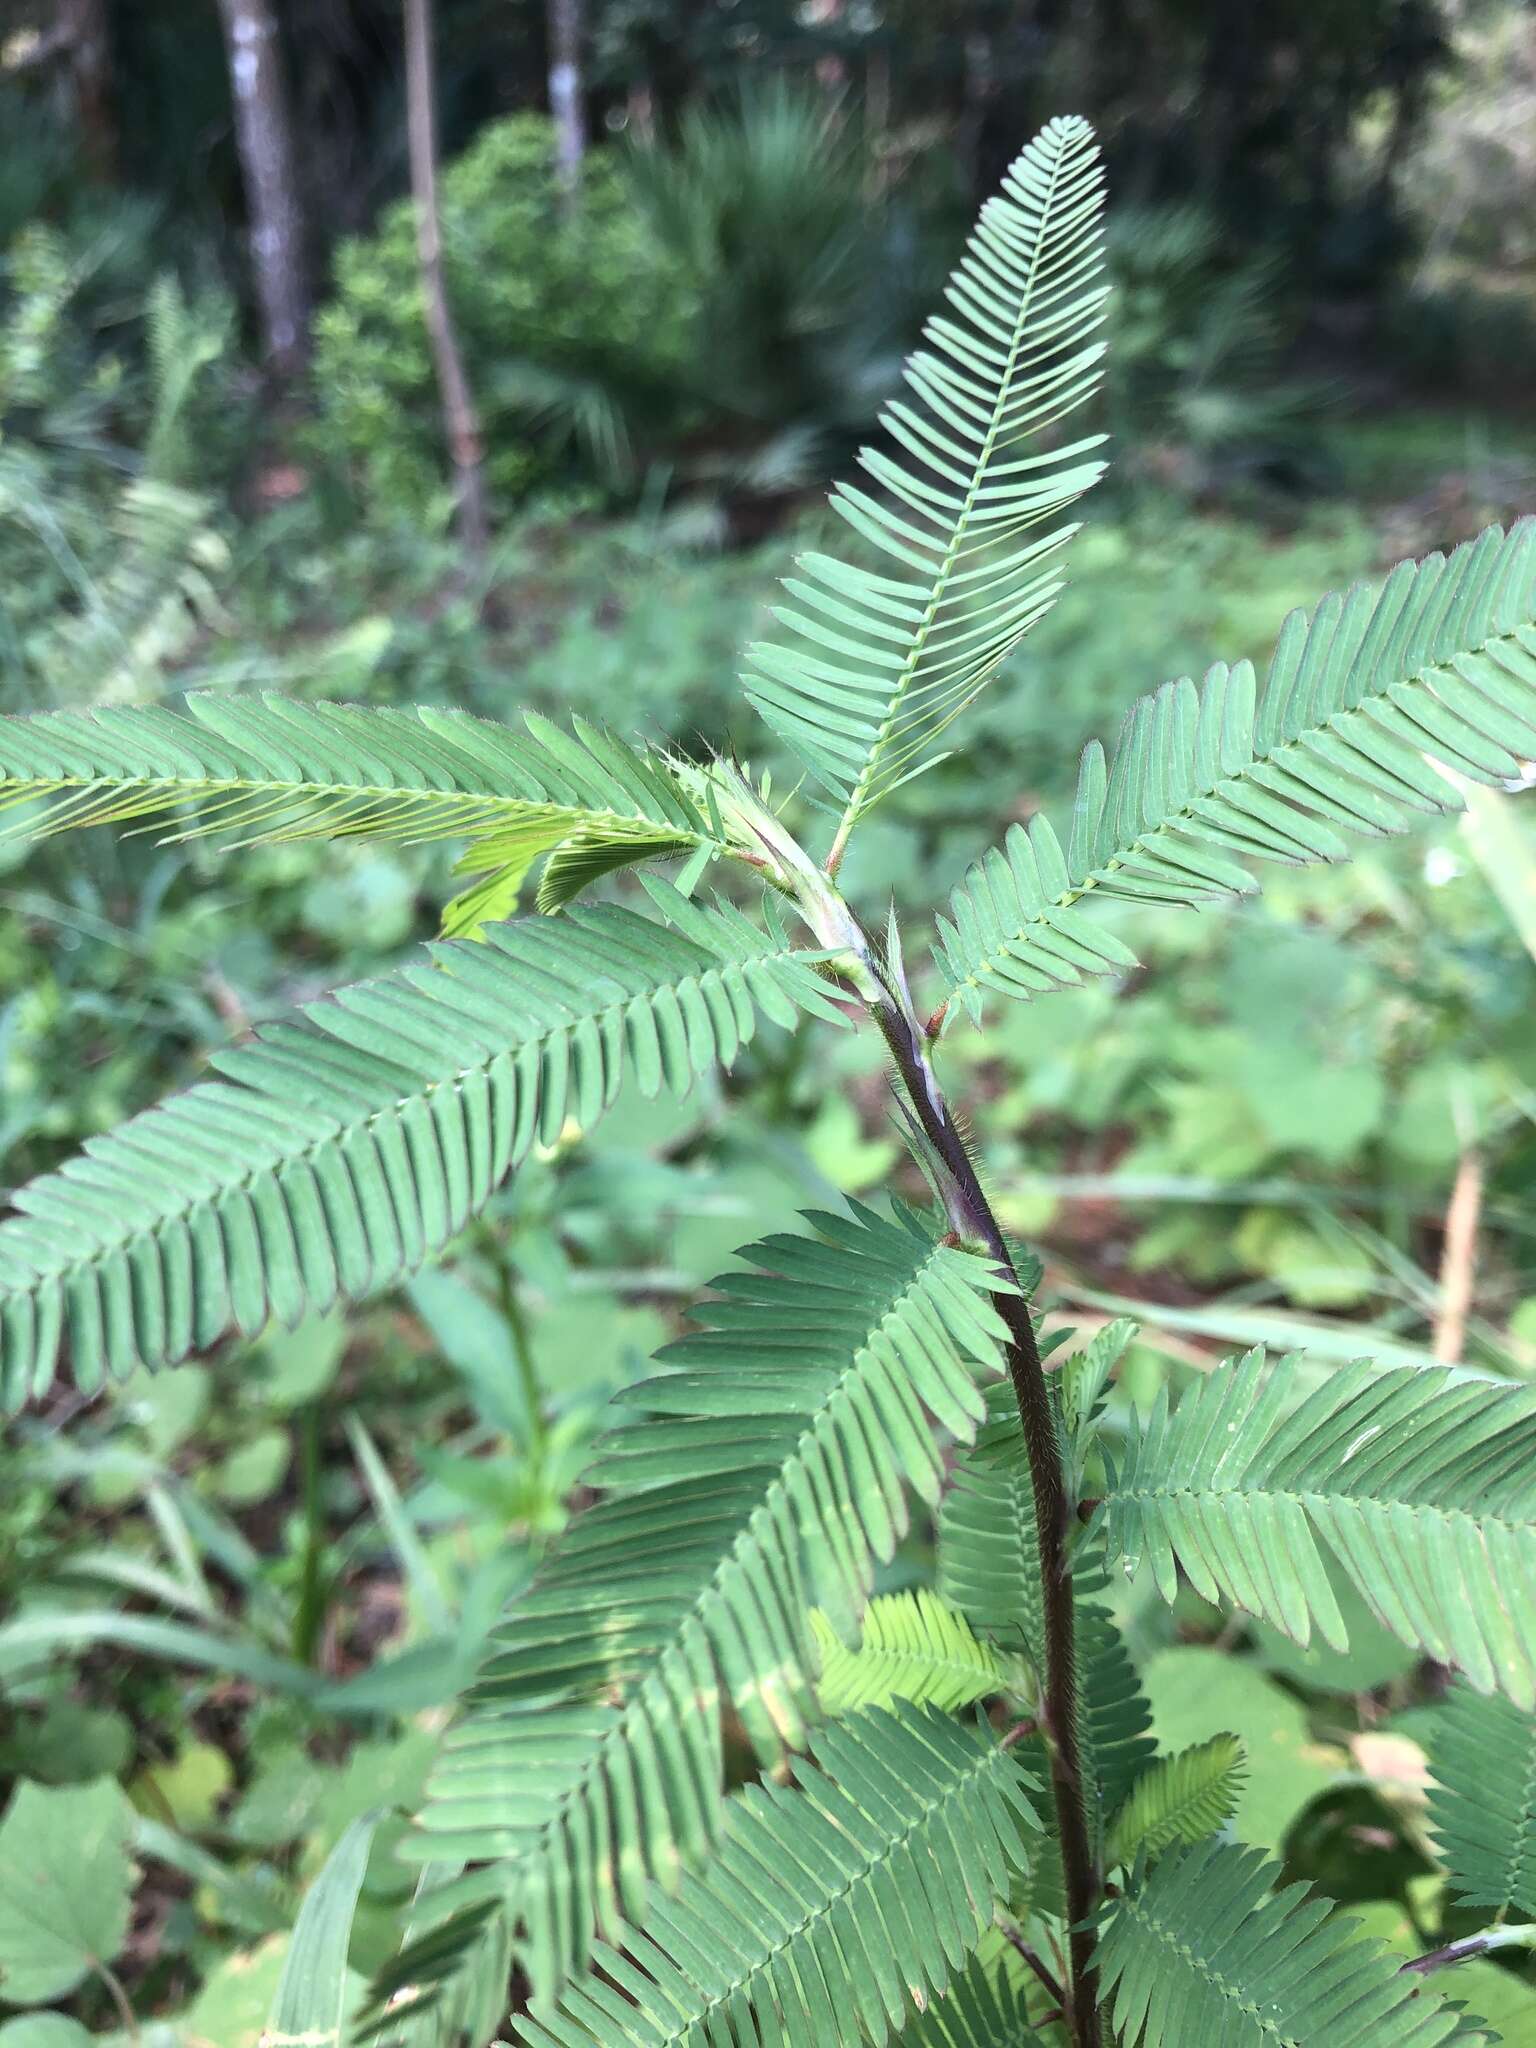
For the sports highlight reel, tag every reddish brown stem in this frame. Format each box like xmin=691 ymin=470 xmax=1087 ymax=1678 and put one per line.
xmin=872 ymin=992 xmax=1102 ymax=2048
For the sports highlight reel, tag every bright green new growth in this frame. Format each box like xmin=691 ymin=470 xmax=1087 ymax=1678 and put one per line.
xmin=1103 ymin=1734 xmax=1246 ymax=1871
xmin=810 ymin=1590 xmax=1003 ymax=1715
xmin=3 ymin=112 xmax=1536 ymax=2048
xmin=0 ymin=695 xmax=730 ymax=928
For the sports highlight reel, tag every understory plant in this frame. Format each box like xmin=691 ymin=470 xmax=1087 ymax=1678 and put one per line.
xmin=4 ymin=116 xmax=1536 ymax=2047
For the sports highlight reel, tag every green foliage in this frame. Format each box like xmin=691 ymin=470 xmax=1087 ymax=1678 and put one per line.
xmin=938 ymin=518 xmax=1536 ymax=1020
xmin=312 ymin=116 xmax=692 ymax=514
xmin=264 ymin=1814 xmax=377 ymax=2046
xmin=398 ymin=1206 xmax=1007 ymax=1996
xmin=1104 ymin=1734 xmax=1247 ymax=1870
xmin=1096 ymin=1839 xmax=1483 ymax=2047
xmin=1102 ymin=1350 xmax=1536 ymax=1703
xmin=0 ymin=1778 xmax=133 ymax=2006
xmin=1427 ymin=1683 xmax=1536 ymax=1919
xmin=810 ymin=1590 xmax=1002 ymax=1714
xmin=0 ymin=695 xmax=729 ymax=926
xmin=0 ymin=881 xmax=839 ymax=1403
xmin=1140 ymin=1648 xmax=1342 ymax=1856
xmin=1105 ymin=202 xmax=1321 ymax=489
xmin=6 ymin=107 xmax=1536 ymax=2048
xmin=745 ymin=115 xmax=1108 ymax=844
xmin=895 ymin=1952 xmax=1038 ymax=2048
xmin=624 ymin=83 xmax=894 ymax=454
xmin=511 ymin=1704 xmax=1037 ymax=2048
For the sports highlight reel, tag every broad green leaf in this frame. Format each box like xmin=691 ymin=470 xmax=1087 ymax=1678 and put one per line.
xmin=0 ymin=2019 xmax=95 ymax=2047
xmin=177 ymin=1934 xmax=291 ymax=2047
xmin=0 ymin=1779 xmax=134 ymax=2005
xmin=129 ymin=1741 xmax=233 ymax=1832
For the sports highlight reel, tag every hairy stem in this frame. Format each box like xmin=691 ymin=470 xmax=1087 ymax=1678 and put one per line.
xmin=869 ymin=980 xmax=1102 ymax=2047
xmin=1400 ymin=1923 xmax=1536 ymax=1975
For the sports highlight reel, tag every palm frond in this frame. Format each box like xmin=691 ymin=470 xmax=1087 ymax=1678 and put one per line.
xmin=0 ymin=882 xmax=842 ymax=1405
xmin=1097 ymin=1839 xmax=1485 ymax=2048
xmin=0 ymin=695 xmax=727 ymax=922
xmin=744 ymin=115 xmax=1108 ymax=853
xmin=937 ymin=519 xmax=1536 ymax=1020
xmin=1104 ymin=1734 xmax=1246 ymax=1870
xmin=395 ymin=1205 xmax=1011 ymax=1997
xmin=512 ymin=1703 xmax=1037 ymax=2048
xmin=812 ymin=1589 xmax=1003 ymax=1714
xmin=1101 ymin=1348 xmax=1536 ymax=1703
xmin=1427 ymin=1681 xmax=1536 ymax=1919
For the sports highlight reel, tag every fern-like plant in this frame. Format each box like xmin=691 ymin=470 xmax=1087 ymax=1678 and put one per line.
xmin=5 ymin=114 xmax=1536 ymax=2046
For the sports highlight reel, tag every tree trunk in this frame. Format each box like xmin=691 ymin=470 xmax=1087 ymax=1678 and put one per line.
xmin=59 ymin=0 xmax=117 ymax=179
xmin=547 ymin=0 xmax=586 ymax=211
xmin=403 ymin=0 xmax=489 ymax=560
xmin=214 ymin=0 xmax=309 ymax=376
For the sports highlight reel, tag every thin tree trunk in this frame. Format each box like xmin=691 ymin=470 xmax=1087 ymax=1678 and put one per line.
xmin=403 ymin=0 xmax=489 ymax=560
xmin=59 ymin=0 xmax=117 ymax=179
xmin=214 ymin=0 xmax=309 ymax=376
xmin=547 ymin=0 xmax=586 ymax=212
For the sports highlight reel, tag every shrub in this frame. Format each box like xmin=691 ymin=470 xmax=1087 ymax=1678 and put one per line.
xmin=311 ymin=115 xmax=694 ymax=515
xmin=6 ymin=116 xmax=1536 ymax=2048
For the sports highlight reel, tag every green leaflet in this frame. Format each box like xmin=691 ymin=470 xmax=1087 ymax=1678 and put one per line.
xmin=0 ymin=694 xmax=728 ymax=923
xmin=1097 ymin=1839 xmax=1485 ymax=2048
xmin=513 ymin=1704 xmax=1038 ymax=2048
xmin=0 ymin=882 xmax=843 ymax=1405
xmin=744 ymin=115 xmax=1107 ymax=848
xmin=1427 ymin=1682 xmax=1536 ymax=1920
xmin=1103 ymin=1734 xmax=1247 ymax=1870
xmin=937 ymin=1383 xmax=1156 ymax=1874
xmin=938 ymin=519 xmax=1536 ymax=1019
xmin=897 ymin=1951 xmax=1042 ymax=2048
xmin=391 ymin=1204 xmax=1010 ymax=1997
xmin=811 ymin=1589 xmax=1003 ymax=1715
xmin=1101 ymin=1348 xmax=1536 ymax=1704
xmin=936 ymin=1324 xmax=1133 ymax=1655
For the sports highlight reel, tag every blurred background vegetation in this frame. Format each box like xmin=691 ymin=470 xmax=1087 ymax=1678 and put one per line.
xmin=3 ymin=0 xmax=1536 ymax=2040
